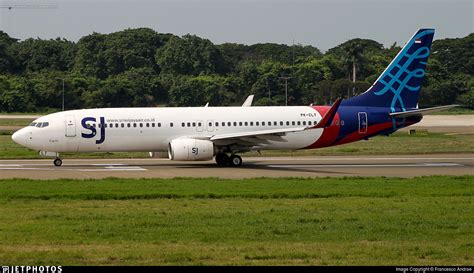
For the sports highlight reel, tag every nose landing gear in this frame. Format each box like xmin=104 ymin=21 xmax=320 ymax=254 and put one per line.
xmin=53 ymin=158 xmax=62 ymax=167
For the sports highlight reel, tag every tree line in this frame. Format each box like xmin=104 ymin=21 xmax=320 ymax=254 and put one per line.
xmin=0 ymin=28 xmax=472 ymax=112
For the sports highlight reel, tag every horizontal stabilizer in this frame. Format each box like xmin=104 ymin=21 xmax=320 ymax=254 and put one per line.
xmin=314 ymin=98 xmax=342 ymax=128
xmin=389 ymin=105 xmax=458 ymax=118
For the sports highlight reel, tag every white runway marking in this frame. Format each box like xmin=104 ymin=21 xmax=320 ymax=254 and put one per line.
xmin=266 ymin=163 xmax=463 ymax=168
xmin=0 ymin=164 xmax=147 ymax=172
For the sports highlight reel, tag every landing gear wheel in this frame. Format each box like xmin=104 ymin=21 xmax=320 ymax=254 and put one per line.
xmin=215 ymin=153 xmax=230 ymax=167
xmin=53 ymin=158 xmax=62 ymax=167
xmin=229 ymin=155 xmax=242 ymax=167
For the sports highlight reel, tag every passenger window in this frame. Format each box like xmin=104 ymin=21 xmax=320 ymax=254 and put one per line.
xmin=244 ymin=122 xmax=248 ymax=126
xmin=133 ymin=123 xmax=137 ymax=128
xmin=256 ymin=122 xmax=259 ymax=126
xmin=127 ymin=123 xmax=131 ymax=128
xmin=158 ymin=123 xmax=161 ymax=127
xmin=93 ymin=124 xmax=96 ymax=128
xmin=262 ymin=122 xmax=265 ymax=126
xmin=228 ymin=122 xmax=231 ymax=126
xmin=151 ymin=123 xmax=155 ymax=127
xmin=215 ymin=122 xmax=219 ymax=127
xmin=250 ymin=122 xmax=253 ymax=126
xmin=222 ymin=122 xmax=225 ymax=127
xmin=286 ymin=121 xmax=290 ymax=126
xmin=98 ymin=123 xmax=102 ymax=128
xmin=208 ymin=122 xmax=212 ymax=127
xmin=234 ymin=122 xmax=237 ymax=126
xmin=115 ymin=123 xmax=118 ymax=128
xmin=297 ymin=121 xmax=301 ymax=125
xmin=170 ymin=123 xmax=174 ymax=127
xmin=239 ymin=122 xmax=242 ymax=126
xmin=104 ymin=124 xmax=107 ymax=128
xmin=187 ymin=122 xmax=191 ymax=127
xmin=182 ymin=122 xmax=185 ymax=127
xmin=192 ymin=122 xmax=196 ymax=127
xmin=292 ymin=121 xmax=295 ymax=126
xmin=268 ymin=121 xmax=271 ymax=125
xmin=146 ymin=123 xmax=149 ymax=127
xmin=198 ymin=122 xmax=201 ymax=127
xmin=303 ymin=121 xmax=306 ymax=125
xmin=121 ymin=123 xmax=124 ymax=128
xmin=273 ymin=121 xmax=277 ymax=126
xmin=280 ymin=121 xmax=283 ymax=126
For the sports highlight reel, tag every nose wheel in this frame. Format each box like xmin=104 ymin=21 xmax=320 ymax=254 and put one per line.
xmin=53 ymin=158 xmax=62 ymax=167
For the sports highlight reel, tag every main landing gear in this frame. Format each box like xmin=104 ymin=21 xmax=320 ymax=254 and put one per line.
xmin=53 ymin=157 xmax=62 ymax=167
xmin=215 ymin=153 xmax=242 ymax=167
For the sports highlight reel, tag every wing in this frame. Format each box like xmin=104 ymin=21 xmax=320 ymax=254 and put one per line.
xmin=205 ymin=98 xmax=342 ymax=149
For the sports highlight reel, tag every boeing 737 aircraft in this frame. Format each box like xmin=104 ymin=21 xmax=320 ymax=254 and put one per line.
xmin=12 ymin=29 xmax=456 ymax=167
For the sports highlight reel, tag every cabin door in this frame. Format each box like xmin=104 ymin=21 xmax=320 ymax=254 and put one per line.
xmin=358 ymin=112 xmax=368 ymax=134
xmin=65 ymin=115 xmax=76 ymax=137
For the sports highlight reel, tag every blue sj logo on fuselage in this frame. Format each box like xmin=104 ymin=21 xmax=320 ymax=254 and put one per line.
xmin=81 ymin=117 xmax=105 ymax=144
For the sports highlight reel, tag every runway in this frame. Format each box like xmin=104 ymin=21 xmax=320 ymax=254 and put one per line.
xmin=0 ymin=154 xmax=472 ymax=179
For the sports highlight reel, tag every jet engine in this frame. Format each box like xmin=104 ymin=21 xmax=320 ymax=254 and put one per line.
xmin=168 ymin=139 xmax=215 ymax=161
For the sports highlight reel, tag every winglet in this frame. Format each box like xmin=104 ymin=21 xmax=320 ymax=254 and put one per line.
xmin=242 ymin=95 xmax=254 ymax=107
xmin=314 ymin=98 xmax=342 ymax=128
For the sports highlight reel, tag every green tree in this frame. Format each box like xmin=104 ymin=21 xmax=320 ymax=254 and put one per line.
xmin=0 ymin=75 xmax=36 ymax=112
xmin=156 ymin=34 xmax=224 ymax=75
xmin=83 ymin=67 xmax=163 ymax=108
xmin=12 ymin=38 xmax=75 ymax=73
xmin=0 ymin=31 xmax=18 ymax=74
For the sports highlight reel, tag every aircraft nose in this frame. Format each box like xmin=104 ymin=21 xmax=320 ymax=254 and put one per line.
xmin=12 ymin=128 xmax=27 ymax=146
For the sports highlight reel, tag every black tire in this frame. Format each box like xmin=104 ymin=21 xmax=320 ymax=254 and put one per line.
xmin=229 ymin=155 xmax=242 ymax=167
xmin=53 ymin=158 xmax=62 ymax=167
xmin=215 ymin=153 xmax=229 ymax=167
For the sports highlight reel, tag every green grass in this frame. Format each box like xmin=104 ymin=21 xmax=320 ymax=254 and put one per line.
xmin=0 ymin=176 xmax=472 ymax=265
xmin=0 ymin=118 xmax=35 ymax=127
xmin=427 ymin=107 xmax=474 ymax=115
xmin=1 ymin=131 xmax=473 ymax=159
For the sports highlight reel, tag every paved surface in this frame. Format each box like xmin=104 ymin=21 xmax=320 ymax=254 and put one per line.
xmin=0 ymin=154 xmax=472 ymax=179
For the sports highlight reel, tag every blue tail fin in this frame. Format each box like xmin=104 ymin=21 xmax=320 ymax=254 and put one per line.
xmin=342 ymin=29 xmax=435 ymax=111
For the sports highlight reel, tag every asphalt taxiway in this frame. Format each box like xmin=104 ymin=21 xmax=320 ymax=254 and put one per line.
xmin=0 ymin=154 xmax=472 ymax=179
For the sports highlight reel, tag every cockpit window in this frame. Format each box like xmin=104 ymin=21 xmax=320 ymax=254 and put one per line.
xmin=32 ymin=122 xmax=50 ymax=128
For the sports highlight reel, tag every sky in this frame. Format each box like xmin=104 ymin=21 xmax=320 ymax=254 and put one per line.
xmin=0 ymin=0 xmax=472 ymax=51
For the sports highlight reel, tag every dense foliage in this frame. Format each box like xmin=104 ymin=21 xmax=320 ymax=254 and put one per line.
xmin=0 ymin=28 xmax=472 ymax=112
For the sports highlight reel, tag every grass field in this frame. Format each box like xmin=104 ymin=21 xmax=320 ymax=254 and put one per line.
xmin=1 ymin=131 xmax=473 ymax=159
xmin=0 ymin=176 xmax=471 ymax=265
xmin=0 ymin=118 xmax=34 ymax=127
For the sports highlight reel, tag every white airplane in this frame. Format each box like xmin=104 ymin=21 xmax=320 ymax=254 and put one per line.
xmin=11 ymin=29 xmax=456 ymax=167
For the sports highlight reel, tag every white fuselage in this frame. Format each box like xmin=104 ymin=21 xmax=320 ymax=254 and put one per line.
xmin=13 ymin=106 xmax=325 ymax=153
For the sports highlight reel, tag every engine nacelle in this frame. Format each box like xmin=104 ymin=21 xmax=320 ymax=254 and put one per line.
xmin=168 ymin=139 xmax=215 ymax=161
